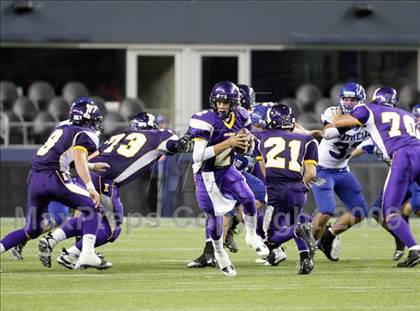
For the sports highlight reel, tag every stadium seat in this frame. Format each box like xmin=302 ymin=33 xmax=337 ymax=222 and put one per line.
xmin=92 ymin=96 xmax=108 ymax=116
xmin=315 ymin=98 xmax=334 ymax=117
xmin=12 ymin=97 xmax=38 ymax=121
xmin=32 ymin=111 xmax=56 ymax=144
xmin=295 ymin=84 xmax=322 ymax=112
xmin=0 ymin=81 xmax=19 ymax=111
xmin=279 ymin=98 xmax=302 ymax=117
xmin=366 ymin=84 xmax=382 ymax=103
xmin=2 ymin=111 xmax=24 ymax=144
xmin=62 ymin=81 xmax=89 ymax=105
xmin=399 ymin=84 xmax=419 ymax=111
xmin=0 ymin=111 xmax=9 ymax=144
xmin=48 ymin=97 xmax=70 ymax=121
xmin=103 ymin=111 xmax=126 ymax=138
xmin=297 ymin=112 xmax=320 ymax=128
xmin=28 ymin=81 xmax=55 ymax=110
xmin=119 ymin=98 xmax=146 ymax=121
xmin=329 ymin=83 xmax=343 ymax=103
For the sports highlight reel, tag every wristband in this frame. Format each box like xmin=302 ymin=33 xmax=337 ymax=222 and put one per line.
xmin=87 ymin=162 xmax=94 ymax=170
xmin=86 ymin=181 xmax=95 ymax=191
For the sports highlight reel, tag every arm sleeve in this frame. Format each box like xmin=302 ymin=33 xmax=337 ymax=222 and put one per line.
xmin=192 ymin=139 xmax=215 ymax=163
xmin=350 ymin=105 xmax=370 ymax=125
xmin=74 ymin=131 xmax=99 ymax=155
xmin=357 ymin=137 xmax=375 ymax=154
xmin=323 ymin=127 xmax=340 ymax=140
xmin=304 ymin=139 xmax=319 ymax=164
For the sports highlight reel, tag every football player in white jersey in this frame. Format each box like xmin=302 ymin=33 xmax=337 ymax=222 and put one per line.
xmin=311 ymin=82 xmax=370 ymax=261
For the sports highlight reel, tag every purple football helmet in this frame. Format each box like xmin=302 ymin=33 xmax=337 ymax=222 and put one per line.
xmin=130 ymin=112 xmax=159 ymax=130
xmin=371 ymin=86 xmax=398 ymax=107
xmin=412 ymin=104 xmax=420 ymax=119
xmin=267 ymin=103 xmax=296 ymax=130
xmin=209 ymin=80 xmax=240 ymax=119
xmin=238 ymin=84 xmax=256 ymax=110
xmin=70 ymin=97 xmax=104 ymax=132
xmin=338 ymin=82 xmax=366 ymax=114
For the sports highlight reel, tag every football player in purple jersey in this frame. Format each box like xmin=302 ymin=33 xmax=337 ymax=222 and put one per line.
xmin=187 ymin=80 xmax=268 ymax=276
xmin=37 ymin=112 xmax=190 ymax=269
xmin=330 ymin=86 xmax=420 ymax=267
xmin=0 ymin=97 xmax=112 ymax=270
xmin=256 ymin=103 xmax=318 ymax=274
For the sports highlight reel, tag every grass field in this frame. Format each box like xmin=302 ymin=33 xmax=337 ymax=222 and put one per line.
xmin=1 ymin=217 xmax=420 ymax=311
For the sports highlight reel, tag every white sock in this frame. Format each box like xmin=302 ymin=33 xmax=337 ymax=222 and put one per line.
xmin=51 ymin=228 xmax=67 ymax=248
xmin=0 ymin=243 xmax=5 ymax=254
xmin=67 ymin=245 xmax=81 ymax=256
xmin=205 ymin=238 xmax=212 ymax=242
xmin=212 ymin=237 xmax=224 ymax=253
xmin=408 ymin=245 xmax=420 ymax=251
xmin=243 ymin=214 xmax=257 ymax=235
xmin=81 ymin=234 xmax=96 ymax=255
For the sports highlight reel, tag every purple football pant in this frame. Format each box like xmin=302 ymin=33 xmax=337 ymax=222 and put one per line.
xmin=1 ymin=170 xmax=98 ymax=251
xmin=65 ymin=174 xmax=124 ymax=250
xmin=195 ymin=166 xmax=256 ymax=240
xmin=382 ymin=146 xmax=420 ymax=248
xmin=267 ymin=185 xmax=309 ymax=251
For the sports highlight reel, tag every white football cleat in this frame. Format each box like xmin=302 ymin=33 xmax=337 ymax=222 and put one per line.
xmin=245 ymin=233 xmax=269 ymax=257
xmin=57 ymin=248 xmax=78 ymax=270
xmin=214 ymin=249 xmax=237 ymax=277
xmin=76 ymin=252 xmax=112 ymax=270
xmin=265 ymin=247 xmax=287 ymax=266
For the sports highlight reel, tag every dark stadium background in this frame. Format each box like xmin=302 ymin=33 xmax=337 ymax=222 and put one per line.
xmin=1 ymin=0 xmax=419 ymax=217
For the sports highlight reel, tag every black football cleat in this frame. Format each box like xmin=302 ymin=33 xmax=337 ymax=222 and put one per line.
xmin=224 ymin=229 xmax=238 ymax=253
xmin=397 ymin=250 xmax=420 ymax=268
xmin=266 ymin=247 xmax=287 ymax=266
xmin=38 ymin=233 xmax=55 ymax=268
xmin=11 ymin=242 xmax=26 ymax=260
xmin=186 ymin=252 xmax=216 ymax=268
xmin=298 ymin=252 xmax=314 ymax=275
xmin=318 ymin=227 xmax=340 ymax=262
xmin=393 ymin=249 xmax=404 ymax=261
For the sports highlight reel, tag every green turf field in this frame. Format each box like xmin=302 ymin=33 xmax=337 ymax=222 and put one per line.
xmin=1 ymin=217 xmax=419 ymax=311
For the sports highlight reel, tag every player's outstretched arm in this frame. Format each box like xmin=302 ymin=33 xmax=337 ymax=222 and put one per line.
xmin=303 ymin=162 xmax=317 ymax=185
xmin=330 ymin=114 xmax=360 ymax=128
xmin=74 ymin=148 xmax=100 ymax=207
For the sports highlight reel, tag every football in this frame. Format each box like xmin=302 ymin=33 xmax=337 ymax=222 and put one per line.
xmin=234 ymin=128 xmax=254 ymax=154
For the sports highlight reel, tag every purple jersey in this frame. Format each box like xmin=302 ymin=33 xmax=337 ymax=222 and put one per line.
xmin=257 ymin=129 xmax=318 ymax=183
xmin=188 ymin=107 xmax=251 ymax=172
xmin=31 ymin=123 xmax=99 ymax=174
xmin=351 ymin=103 xmax=420 ymax=160
xmin=91 ymin=129 xmax=178 ymax=186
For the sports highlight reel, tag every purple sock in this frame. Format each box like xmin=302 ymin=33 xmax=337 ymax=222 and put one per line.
xmin=1 ymin=229 xmax=29 ymax=251
xmin=207 ymin=215 xmax=223 ymax=240
xmin=82 ymin=208 xmax=99 ymax=236
xmin=242 ymin=199 xmax=256 ymax=217
xmin=387 ymin=215 xmax=417 ymax=248
xmin=270 ymin=226 xmax=295 ymax=245
xmin=256 ymin=210 xmax=266 ymax=239
xmin=61 ymin=217 xmax=83 ymax=238
xmin=294 ymin=233 xmax=309 ymax=252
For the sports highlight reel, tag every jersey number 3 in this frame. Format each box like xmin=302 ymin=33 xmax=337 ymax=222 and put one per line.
xmin=103 ymin=133 xmax=147 ymax=158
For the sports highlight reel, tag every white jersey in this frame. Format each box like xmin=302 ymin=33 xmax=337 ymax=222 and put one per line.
xmin=318 ymin=107 xmax=369 ymax=169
